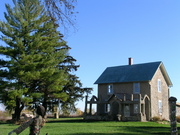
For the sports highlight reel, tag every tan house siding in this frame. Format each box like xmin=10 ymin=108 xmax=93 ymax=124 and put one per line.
xmin=114 ymin=83 xmax=133 ymax=94
xmin=139 ymin=82 xmax=151 ymax=98
xmin=98 ymin=82 xmax=151 ymax=99
xmin=150 ymin=67 xmax=169 ymax=120
xmin=98 ymin=84 xmax=108 ymax=101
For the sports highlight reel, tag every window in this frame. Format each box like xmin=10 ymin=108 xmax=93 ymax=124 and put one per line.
xmin=133 ymin=83 xmax=140 ymax=94
xmin=124 ymin=104 xmax=130 ymax=117
xmin=105 ymin=104 xmax=110 ymax=113
xmin=158 ymin=79 xmax=161 ymax=92
xmin=134 ymin=104 xmax=139 ymax=113
xmin=158 ymin=100 xmax=162 ymax=114
xmin=107 ymin=84 xmax=113 ymax=94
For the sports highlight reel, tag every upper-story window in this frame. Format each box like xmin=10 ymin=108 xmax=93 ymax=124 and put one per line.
xmin=158 ymin=79 xmax=161 ymax=92
xmin=107 ymin=84 xmax=113 ymax=94
xmin=133 ymin=83 xmax=140 ymax=94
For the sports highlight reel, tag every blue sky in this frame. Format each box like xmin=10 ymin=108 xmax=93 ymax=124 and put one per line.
xmin=0 ymin=0 xmax=180 ymax=111
xmin=68 ymin=0 xmax=180 ymax=111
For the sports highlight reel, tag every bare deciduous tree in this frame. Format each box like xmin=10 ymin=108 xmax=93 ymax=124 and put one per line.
xmin=44 ymin=0 xmax=77 ymax=30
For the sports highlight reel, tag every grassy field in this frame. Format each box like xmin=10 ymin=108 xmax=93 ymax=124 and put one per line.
xmin=1 ymin=117 xmax=180 ymax=135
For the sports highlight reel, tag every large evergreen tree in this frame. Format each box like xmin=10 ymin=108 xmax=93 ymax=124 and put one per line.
xmin=0 ymin=0 xmax=69 ymax=121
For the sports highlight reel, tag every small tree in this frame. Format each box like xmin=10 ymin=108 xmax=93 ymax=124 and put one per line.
xmin=76 ymin=108 xmax=83 ymax=116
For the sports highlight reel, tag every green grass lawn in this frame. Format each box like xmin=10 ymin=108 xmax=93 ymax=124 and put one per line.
xmin=1 ymin=118 xmax=180 ymax=135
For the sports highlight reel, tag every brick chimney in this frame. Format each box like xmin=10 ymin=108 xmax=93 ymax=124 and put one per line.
xmin=129 ymin=57 xmax=133 ymax=65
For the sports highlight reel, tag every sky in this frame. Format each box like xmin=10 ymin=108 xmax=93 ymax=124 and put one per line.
xmin=0 ymin=0 xmax=180 ymax=112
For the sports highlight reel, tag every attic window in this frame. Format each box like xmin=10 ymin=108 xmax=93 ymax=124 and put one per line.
xmin=107 ymin=84 xmax=113 ymax=94
xmin=158 ymin=79 xmax=161 ymax=92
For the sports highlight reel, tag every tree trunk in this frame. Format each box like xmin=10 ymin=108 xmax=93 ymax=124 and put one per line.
xmin=12 ymin=98 xmax=24 ymax=122
xmin=43 ymin=101 xmax=47 ymax=112
xmin=43 ymin=94 xmax=48 ymax=112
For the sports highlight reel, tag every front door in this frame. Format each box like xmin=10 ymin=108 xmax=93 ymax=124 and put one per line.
xmin=145 ymin=97 xmax=150 ymax=121
xmin=111 ymin=101 xmax=119 ymax=120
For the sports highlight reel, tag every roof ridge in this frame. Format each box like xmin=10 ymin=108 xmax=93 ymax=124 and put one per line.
xmin=107 ymin=61 xmax=162 ymax=68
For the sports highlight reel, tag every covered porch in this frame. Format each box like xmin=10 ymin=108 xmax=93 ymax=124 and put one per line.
xmin=84 ymin=93 xmax=150 ymax=121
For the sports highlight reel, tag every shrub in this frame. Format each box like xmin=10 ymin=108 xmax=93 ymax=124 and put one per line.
xmin=0 ymin=111 xmax=11 ymax=122
xmin=176 ymin=116 xmax=180 ymax=123
xmin=162 ymin=118 xmax=167 ymax=121
xmin=151 ymin=116 xmax=161 ymax=122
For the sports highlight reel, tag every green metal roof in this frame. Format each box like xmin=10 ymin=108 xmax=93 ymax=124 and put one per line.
xmin=94 ymin=61 xmax=172 ymax=86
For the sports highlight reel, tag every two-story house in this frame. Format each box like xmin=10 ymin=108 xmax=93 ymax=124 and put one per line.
xmin=84 ymin=58 xmax=172 ymax=121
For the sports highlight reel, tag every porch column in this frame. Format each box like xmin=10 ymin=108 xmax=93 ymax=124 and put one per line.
xmin=131 ymin=94 xmax=134 ymax=101
xmin=123 ymin=94 xmax=126 ymax=101
xmin=89 ymin=103 xmax=92 ymax=115
xmin=122 ymin=104 xmax=124 ymax=116
xmin=84 ymin=96 xmax=88 ymax=115
xmin=119 ymin=103 xmax=122 ymax=115
xmin=143 ymin=103 xmax=145 ymax=115
xmin=139 ymin=94 xmax=141 ymax=113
